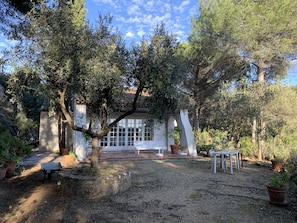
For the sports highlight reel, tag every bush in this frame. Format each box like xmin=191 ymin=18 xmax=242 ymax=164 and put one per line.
xmin=194 ymin=130 xmax=212 ymax=146
xmin=0 ymin=130 xmax=33 ymax=162
xmin=208 ymin=129 xmax=231 ymax=151
xmin=239 ymin=137 xmax=257 ymax=157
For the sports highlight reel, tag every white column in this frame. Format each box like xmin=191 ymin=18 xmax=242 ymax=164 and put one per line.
xmin=176 ymin=109 xmax=197 ymax=157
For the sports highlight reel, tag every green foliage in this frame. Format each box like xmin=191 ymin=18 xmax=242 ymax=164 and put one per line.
xmin=197 ymin=0 xmax=297 ymax=80
xmin=185 ymin=12 xmax=249 ymax=130
xmin=195 ymin=129 xmax=232 ymax=151
xmin=134 ymin=23 xmax=184 ymax=119
xmin=239 ymin=137 xmax=257 ymax=157
xmin=16 ymin=111 xmax=37 ymax=135
xmin=0 ymin=130 xmax=32 ymax=162
xmin=270 ymin=172 xmax=290 ymax=188
xmin=173 ymin=127 xmax=181 ymax=145
xmin=69 ymin=151 xmax=76 ymax=160
xmin=8 ymin=0 xmax=184 ymax=169
xmin=208 ymin=129 xmax=231 ymax=151
xmin=194 ymin=130 xmax=213 ymax=150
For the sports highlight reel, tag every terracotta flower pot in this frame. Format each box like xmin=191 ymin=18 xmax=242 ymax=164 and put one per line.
xmin=0 ymin=167 xmax=7 ymax=180
xmin=4 ymin=162 xmax=17 ymax=177
xmin=63 ymin=155 xmax=75 ymax=163
xmin=60 ymin=148 xmax=69 ymax=155
xmin=170 ymin=145 xmax=179 ymax=154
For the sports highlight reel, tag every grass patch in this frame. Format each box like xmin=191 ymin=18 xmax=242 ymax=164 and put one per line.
xmin=208 ymin=183 xmax=219 ymax=190
xmin=71 ymin=166 xmax=122 ymax=176
xmin=213 ymin=215 xmax=237 ymax=223
xmin=189 ymin=190 xmax=202 ymax=199
xmin=238 ymin=203 xmax=256 ymax=214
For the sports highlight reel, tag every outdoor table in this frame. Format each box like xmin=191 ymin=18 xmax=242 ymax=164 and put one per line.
xmin=213 ymin=150 xmax=240 ymax=174
xmin=41 ymin=162 xmax=62 ymax=180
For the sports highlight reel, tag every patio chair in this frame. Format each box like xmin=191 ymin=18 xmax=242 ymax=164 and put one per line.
xmin=209 ymin=150 xmax=227 ymax=173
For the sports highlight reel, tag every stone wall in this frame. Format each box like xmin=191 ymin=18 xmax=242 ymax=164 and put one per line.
xmin=59 ymin=171 xmax=131 ymax=199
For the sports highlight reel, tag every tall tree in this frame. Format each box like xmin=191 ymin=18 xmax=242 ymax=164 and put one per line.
xmin=195 ymin=0 xmax=297 ymax=159
xmin=183 ymin=4 xmax=249 ymax=131
xmin=0 ymin=0 xmax=39 ymax=36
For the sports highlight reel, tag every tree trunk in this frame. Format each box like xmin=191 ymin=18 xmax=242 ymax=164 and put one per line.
xmin=273 ymin=136 xmax=276 ymax=157
xmin=258 ymin=119 xmax=265 ymax=160
xmin=252 ymin=117 xmax=256 ymax=145
xmin=257 ymin=58 xmax=265 ymax=82
xmin=91 ymin=136 xmax=99 ymax=169
xmin=193 ymin=104 xmax=199 ymax=131
xmin=256 ymin=58 xmax=265 ymax=160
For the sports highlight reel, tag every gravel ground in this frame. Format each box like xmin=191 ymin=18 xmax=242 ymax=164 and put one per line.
xmin=0 ymin=158 xmax=297 ymax=223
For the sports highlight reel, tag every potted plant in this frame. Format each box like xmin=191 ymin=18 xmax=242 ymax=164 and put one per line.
xmin=266 ymin=171 xmax=290 ymax=205
xmin=0 ymin=148 xmax=21 ymax=177
xmin=169 ymin=127 xmax=181 ymax=154
xmin=63 ymin=150 xmax=76 ymax=163
xmin=0 ymin=131 xmax=27 ymax=177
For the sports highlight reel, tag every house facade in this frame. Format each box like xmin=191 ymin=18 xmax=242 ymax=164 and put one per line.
xmin=39 ymin=99 xmax=197 ymax=160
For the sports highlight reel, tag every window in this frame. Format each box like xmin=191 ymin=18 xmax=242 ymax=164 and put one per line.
xmin=100 ymin=118 xmax=153 ymax=148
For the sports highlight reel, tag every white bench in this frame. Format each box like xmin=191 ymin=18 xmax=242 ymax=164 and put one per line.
xmin=134 ymin=141 xmax=167 ymax=156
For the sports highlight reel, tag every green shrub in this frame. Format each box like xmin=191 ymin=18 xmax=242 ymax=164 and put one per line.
xmin=208 ymin=129 xmax=230 ymax=151
xmin=239 ymin=137 xmax=257 ymax=157
xmin=270 ymin=172 xmax=290 ymax=188
xmin=0 ymin=131 xmax=32 ymax=162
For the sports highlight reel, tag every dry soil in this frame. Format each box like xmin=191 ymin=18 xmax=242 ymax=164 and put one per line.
xmin=0 ymin=158 xmax=297 ymax=223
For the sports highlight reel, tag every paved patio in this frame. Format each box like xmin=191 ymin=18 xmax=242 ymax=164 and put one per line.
xmin=21 ymin=149 xmax=205 ymax=166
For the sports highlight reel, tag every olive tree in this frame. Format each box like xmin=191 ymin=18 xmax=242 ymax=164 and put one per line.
xmin=9 ymin=0 xmax=183 ymax=169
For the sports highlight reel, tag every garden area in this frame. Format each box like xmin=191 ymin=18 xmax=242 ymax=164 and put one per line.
xmin=0 ymin=156 xmax=297 ymax=223
xmin=0 ymin=0 xmax=297 ymax=222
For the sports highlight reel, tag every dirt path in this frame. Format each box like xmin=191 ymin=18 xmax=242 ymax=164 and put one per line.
xmin=0 ymin=159 xmax=296 ymax=223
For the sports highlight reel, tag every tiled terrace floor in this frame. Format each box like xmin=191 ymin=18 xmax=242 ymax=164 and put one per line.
xmin=21 ymin=149 xmax=207 ymax=166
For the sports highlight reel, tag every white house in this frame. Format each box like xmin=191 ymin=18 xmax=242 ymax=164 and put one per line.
xmin=39 ymin=96 xmax=197 ymax=160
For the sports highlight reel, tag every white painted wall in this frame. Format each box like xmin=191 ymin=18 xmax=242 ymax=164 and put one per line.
xmin=39 ymin=111 xmax=59 ymax=152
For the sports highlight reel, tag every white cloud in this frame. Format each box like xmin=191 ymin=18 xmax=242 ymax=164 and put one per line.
xmin=92 ymin=0 xmax=120 ymax=10
xmin=90 ymin=0 xmax=197 ymax=43
xmin=131 ymin=0 xmax=144 ymax=5
xmin=0 ymin=42 xmax=8 ymax=48
xmin=125 ymin=31 xmax=134 ymax=38
xmin=173 ymin=0 xmax=191 ymax=13
xmin=137 ymin=30 xmax=145 ymax=38
xmin=127 ymin=5 xmax=141 ymax=16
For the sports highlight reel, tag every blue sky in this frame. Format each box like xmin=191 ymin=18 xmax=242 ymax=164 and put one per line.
xmin=85 ymin=0 xmax=198 ymax=43
xmin=0 ymin=0 xmax=197 ymax=48
xmin=0 ymin=0 xmax=296 ymax=84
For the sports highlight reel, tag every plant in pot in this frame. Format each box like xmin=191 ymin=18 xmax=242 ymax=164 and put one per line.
xmin=170 ymin=127 xmax=181 ymax=155
xmin=0 ymin=148 xmax=21 ymax=177
xmin=63 ymin=150 xmax=77 ymax=163
xmin=0 ymin=131 xmax=26 ymax=177
xmin=266 ymin=171 xmax=290 ymax=205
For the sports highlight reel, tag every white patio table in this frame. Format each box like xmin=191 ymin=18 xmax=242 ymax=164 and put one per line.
xmin=213 ymin=150 xmax=240 ymax=174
